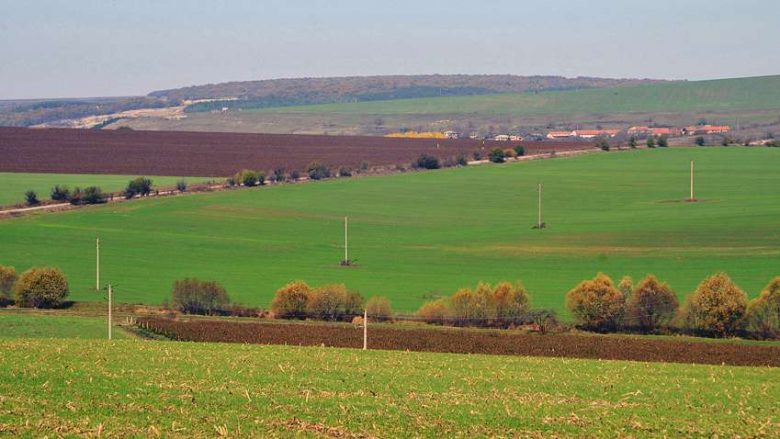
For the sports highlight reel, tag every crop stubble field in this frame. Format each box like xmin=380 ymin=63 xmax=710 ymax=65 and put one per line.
xmin=0 ymin=336 xmax=777 ymax=437
xmin=0 ymin=147 xmax=779 ymax=314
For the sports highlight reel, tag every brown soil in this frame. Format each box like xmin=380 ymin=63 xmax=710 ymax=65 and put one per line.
xmin=137 ymin=317 xmax=780 ymax=367
xmin=0 ymin=127 xmax=594 ymax=177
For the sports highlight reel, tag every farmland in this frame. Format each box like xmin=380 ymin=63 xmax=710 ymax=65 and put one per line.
xmin=0 ymin=127 xmax=592 ymax=177
xmin=0 ymin=336 xmax=777 ymax=437
xmin=117 ymin=74 xmax=780 ymax=136
xmin=0 ymin=172 xmax=199 ymax=206
xmin=0 ymin=147 xmax=779 ymax=314
xmin=0 ymin=312 xmax=129 ymax=339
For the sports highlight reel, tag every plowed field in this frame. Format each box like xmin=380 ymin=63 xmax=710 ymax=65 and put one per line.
xmin=0 ymin=127 xmax=593 ymax=177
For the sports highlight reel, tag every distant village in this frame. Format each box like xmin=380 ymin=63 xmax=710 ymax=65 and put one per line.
xmin=440 ymin=124 xmax=733 ymax=142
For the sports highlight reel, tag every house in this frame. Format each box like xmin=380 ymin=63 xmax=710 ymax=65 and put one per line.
xmin=546 ymin=130 xmax=576 ymax=139
xmin=683 ymin=125 xmax=731 ymax=135
xmin=509 ymin=135 xmax=523 ymax=142
xmin=444 ymin=130 xmax=460 ymax=139
xmin=494 ymin=134 xmax=511 ymax=141
xmin=573 ymin=129 xmax=620 ymax=139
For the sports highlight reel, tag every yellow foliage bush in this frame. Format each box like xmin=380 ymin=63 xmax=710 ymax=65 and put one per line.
xmin=745 ymin=277 xmax=780 ymax=339
xmin=13 ymin=267 xmax=69 ymax=308
xmin=565 ymin=273 xmax=625 ymax=331
xmin=679 ymin=273 xmax=747 ymax=337
xmin=366 ymin=296 xmax=393 ymax=321
xmin=270 ymin=280 xmax=311 ymax=318
xmin=625 ymin=275 xmax=678 ymax=332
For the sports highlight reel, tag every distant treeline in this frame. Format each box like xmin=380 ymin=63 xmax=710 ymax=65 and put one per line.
xmin=148 ymin=74 xmax=665 ymax=111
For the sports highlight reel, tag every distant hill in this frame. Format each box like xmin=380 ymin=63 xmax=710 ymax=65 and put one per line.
xmin=148 ymin=74 xmax=665 ymax=112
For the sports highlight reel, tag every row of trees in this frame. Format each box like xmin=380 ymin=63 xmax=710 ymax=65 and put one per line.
xmin=0 ymin=264 xmax=69 ymax=308
xmin=270 ymin=280 xmax=393 ymax=321
xmin=566 ymin=273 xmax=780 ymax=338
xmin=23 ymin=185 xmax=108 ymax=206
xmin=417 ymin=282 xmax=533 ymax=327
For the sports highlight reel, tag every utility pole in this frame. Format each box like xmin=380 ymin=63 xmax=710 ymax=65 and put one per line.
xmin=107 ymin=284 xmax=112 ymax=340
xmin=537 ymin=183 xmax=543 ymax=227
xmin=690 ymin=160 xmax=695 ymax=201
xmin=344 ymin=216 xmax=349 ymax=264
xmin=363 ymin=308 xmax=368 ymax=350
xmin=96 ymin=237 xmax=100 ymax=291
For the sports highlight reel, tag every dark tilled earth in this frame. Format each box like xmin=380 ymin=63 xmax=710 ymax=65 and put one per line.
xmin=138 ymin=317 xmax=780 ymax=367
xmin=0 ymin=127 xmax=593 ymax=177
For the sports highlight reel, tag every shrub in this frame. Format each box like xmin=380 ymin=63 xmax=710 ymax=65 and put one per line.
xmin=657 ymin=135 xmax=669 ymax=147
xmin=51 ymin=185 xmax=70 ymax=201
xmin=81 ymin=186 xmax=107 ymax=204
xmin=491 ymin=281 xmax=530 ymax=326
xmin=417 ymin=298 xmax=449 ymax=324
xmin=565 ymin=273 xmax=625 ymax=331
xmin=271 ymin=168 xmax=287 ymax=182
xmin=270 ymin=280 xmax=311 ymax=319
xmin=679 ymin=273 xmax=747 ymax=337
xmin=226 ymin=177 xmax=237 ymax=187
xmin=125 ymin=177 xmax=153 ymax=198
xmin=235 ymin=169 xmax=263 ymax=187
xmin=455 ymin=155 xmax=468 ymax=166
xmin=366 ymin=296 xmax=393 ymax=321
xmin=514 ymin=145 xmax=525 ymax=156
xmin=176 ymin=180 xmax=187 ymax=192
xmin=344 ymin=291 xmax=364 ymax=317
xmin=595 ymin=138 xmax=610 ymax=151
xmin=338 ymin=167 xmax=353 ymax=177
xmin=472 ymin=151 xmax=482 ymax=160
xmin=745 ymin=277 xmax=780 ymax=339
xmin=646 ymin=137 xmax=656 ymax=148
xmin=0 ymin=264 xmax=17 ymax=305
xmin=417 ymin=281 xmax=530 ymax=328
xmin=290 ymin=170 xmax=301 ymax=180
xmin=628 ymin=136 xmax=637 ymax=148
xmin=625 ymin=275 xmax=679 ymax=332
xmin=25 ymin=190 xmax=39 ymax=206
xmin=488 ymin=148 xmax=506 ymax=163
xmin=307 ymin=161 xmax=331 ymax=180
xmin=171 ymin=278 xmax=230 ymax=315
xmin=414 ymin=154 xmax=440 ymax=170
xmin=694 ymin=136 xmax=706 ymax=146
xmin=306 ymin=284 xmax=359 ymax=321
xmin=527 ymin=309 xmax=560 ymax=334
xmin=504 ymin=148 xmax=517 ymax=158
xmin=13 ymin=267 xmax=69 ymax=308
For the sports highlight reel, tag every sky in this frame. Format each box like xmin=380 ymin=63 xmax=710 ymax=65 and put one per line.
xmin=1 ymin=0 xmax=780 ymax=99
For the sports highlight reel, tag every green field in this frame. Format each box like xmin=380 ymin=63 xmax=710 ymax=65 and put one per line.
xmin=0 ymin=172 xmax=205 ymax=206
xmin=253 ymin=75 xmax=780 ymax=116
xmin=0 ymin=337 xmax=775 ymax=437
xmin=0 ymin=148 xmax=779 ymax=313
xmin=0 ymin=312 xmax=127 ymax=339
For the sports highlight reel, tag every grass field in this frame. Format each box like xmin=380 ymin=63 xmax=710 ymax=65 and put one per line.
xmin=0 ymin=172 xmax=203 ymax=206
xmin=0 ymin=312 xmax=127 ymax=339
xmin=0 ymin=337 xmax=777 ymax=436
xmin=0 ymin=148 xmax=779 ymax=314
xmin=251 ymin=75 xmax=780 ymax=116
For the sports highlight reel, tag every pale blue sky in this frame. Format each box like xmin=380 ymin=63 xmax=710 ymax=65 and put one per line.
xmin=2 ymin=0 xmax=779 ymax=99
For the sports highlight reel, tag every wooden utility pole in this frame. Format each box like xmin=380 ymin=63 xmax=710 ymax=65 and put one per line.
xmin=690 ymin=160 xmax=695 ymax=201
xmin=107 ymin=284 xmax=112 ymax=340
xmin=96 ymin=237 xmax=100 ymax=291
xmin=363 ymin=309 xmax=368 ymax=350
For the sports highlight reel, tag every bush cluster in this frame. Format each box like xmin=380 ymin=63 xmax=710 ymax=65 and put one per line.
xmin=306 ymin=161 xmax=332 ymax=180
xmin=416 ymin=281 xmax=534 ymax=328
xmin=270 ymin=281 xmax=365 ymax=321
xmin=171 ymin=278 xmax=231 ymax=315
xmin=234 ymin=169 xmax=265 ymax=187
xmin=414 ymin=154 xmax=440 ymax=170
xmin=69 ymin=186 xmax=108 ymax=205
xmin=745 ymin=278 xmax=780 ymax=339
xmin=124 ymin=177 xmax=153 ymax=199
